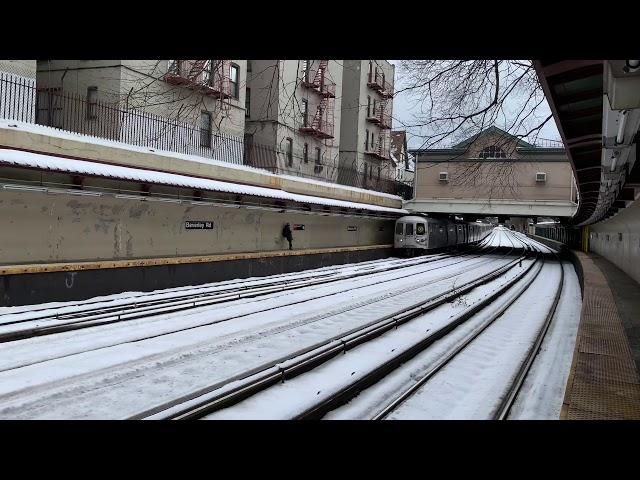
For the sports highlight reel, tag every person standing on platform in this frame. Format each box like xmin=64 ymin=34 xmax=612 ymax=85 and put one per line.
xmin=282 ymin=223 xmax=293 ymax=250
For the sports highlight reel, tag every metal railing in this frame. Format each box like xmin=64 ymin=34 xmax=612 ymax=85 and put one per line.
xmin=531 ymin=138 xmax=564 ymax=148
xmin=0 ymin=73 xmax=413 ymax=199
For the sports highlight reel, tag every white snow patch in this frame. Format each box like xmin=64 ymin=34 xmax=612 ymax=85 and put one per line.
xmin=0 ymin=119 xmax=402 ymax=201
xmin=0 ymin=148 xmax=406 ymax=214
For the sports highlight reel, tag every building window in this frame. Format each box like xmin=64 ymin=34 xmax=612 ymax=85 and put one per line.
xmin=373 ymin=98 xmax=377 ymax=115
xmin=368 ymin=61 xmax=373 ymax=81
xmin=369 ymin=164 xmax=373 ymax=180
xmin=200 ymin=111 xmax=212 ymax=147
xmin=247 ymin=60 xmax=252 ymax=72
xmin=303 ymin=143 xmax=309 ymax=163
xmin=301 ymin=99 xmax=308 ymax=127
xmin=87 ymin=86 xmax=98 ymax=120
xmin=286 ymin=138 xmax=293 ymax=167
xmin=314 ymin=147 xmax=323 ymax=174
xmin=229 ymin=63 xmax=240 ymax=99
xmin=479 ymin=145 xmax=507 ymax=159
xmin=365 ymin=129 xmax=369 ymax=150
xmin=37 ymin=87 xmax=63 ymax=128
xmin=245 ymin=87 xmax=251 ymax=118
xmin=405 ymin=223 xmax=414 ymax=236
xmin=377 ymin=166 xmax=381 ymax=181
xmin=367 ymin=96 xmax=371 ymax=117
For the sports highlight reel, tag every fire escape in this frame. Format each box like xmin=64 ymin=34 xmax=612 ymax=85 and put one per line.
xmin=299 ymin=60 xmax=336 ymax=140
xmin=164 ymin=60 xmax=231 ymax=98
xmin=365 ymin=62 xmax=394 ymax=160
xmin=365 ymin=130 xmax=392 ymax=161
xmin=366 ymin=97 xmax=392 ymax=130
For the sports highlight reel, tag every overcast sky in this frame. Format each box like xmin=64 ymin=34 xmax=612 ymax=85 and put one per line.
xmin=389 ymin=60 xmax=562 ymax=149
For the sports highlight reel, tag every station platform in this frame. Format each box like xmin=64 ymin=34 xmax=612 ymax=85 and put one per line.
xmin=0 ymin=244 xmax=394 ymax=307
xmin=561 ymin=251 xmax=640 ymax=419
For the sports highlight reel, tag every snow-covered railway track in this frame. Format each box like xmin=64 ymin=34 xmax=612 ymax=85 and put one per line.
xmin=0 ymin=245 xmax=490 ymax=343
xmin=372 ymin=251 xmax=563 ymax=420
xmin=141 ymin=235 xmax=532 ymax=419
xmin=181 ymin=231 xmax=567 ymax=420
xmin=0 ymin=231 xmax=530 ymax=420
xmin=325 ymin=234 xmax=568 ymax=420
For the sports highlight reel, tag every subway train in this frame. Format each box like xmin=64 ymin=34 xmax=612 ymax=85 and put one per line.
xmin=394 ymin=215 xmax=493 ymax=255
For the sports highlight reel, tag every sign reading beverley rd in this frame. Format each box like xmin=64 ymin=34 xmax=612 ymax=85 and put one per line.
xmin=185 ymin=221 xmax=214 ymax=230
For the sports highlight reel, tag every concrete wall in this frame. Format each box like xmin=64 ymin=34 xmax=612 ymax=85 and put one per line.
xmin=36 ymin=60 xmax=124 ymax=102
xmin=589 ymin=198 xmax=640 ymax=285
xmin=0 ymin=189 xmax=394 ymax=265
xmin=415 ymin=160 xmax=575 ymax=201
xmin=1 ymin=246 xmax=395 ymax=307
xmin=0 ymin=60 xmax=37 ymax=78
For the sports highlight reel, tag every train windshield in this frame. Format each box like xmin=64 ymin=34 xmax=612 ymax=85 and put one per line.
xmin=405 ymin=224 xmax=414 ymax=235
xmin=395 ymin=223 xmax=404 ymax=235
xmin=416 ymin=223 xmax=426 ymax=235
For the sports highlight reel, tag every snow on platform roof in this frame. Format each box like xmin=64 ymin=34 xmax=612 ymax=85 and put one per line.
xmin=0 ymin=120 xmax=402 ymax=202
xmin=0 ymin=148 xmax=408 ymax=215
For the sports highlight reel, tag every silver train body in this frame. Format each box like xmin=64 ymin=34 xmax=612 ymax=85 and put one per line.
xmin=394 ymin=215 xmax=492 ymax=254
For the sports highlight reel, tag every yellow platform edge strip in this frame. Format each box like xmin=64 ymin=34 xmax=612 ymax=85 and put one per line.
xmin=0 ymin=244 xmax=395 ymax=276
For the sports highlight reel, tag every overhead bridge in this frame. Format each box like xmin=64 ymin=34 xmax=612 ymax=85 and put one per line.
xmin=404 ymin=198 xmax=578 ymax=218
xmin=408 ymin=126 xmax=578 ymax=220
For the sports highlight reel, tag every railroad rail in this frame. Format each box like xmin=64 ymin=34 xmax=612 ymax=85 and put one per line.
xmin=0 ymin=236 xmax=499 ymax=343
xmin=136 ymin=235 xmax=528 ymax=420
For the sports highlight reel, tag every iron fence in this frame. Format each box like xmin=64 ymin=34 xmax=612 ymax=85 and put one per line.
xmin=0 ymin=73 xmax=413 ymax=199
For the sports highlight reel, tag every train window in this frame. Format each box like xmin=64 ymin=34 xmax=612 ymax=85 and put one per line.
xmin=395 ymin=223 xmax=404 ymax=235
xmin=406 ymin=223 xmax=414 ymax=235
xmin=416 ymin=223 xmax=425 ymax=235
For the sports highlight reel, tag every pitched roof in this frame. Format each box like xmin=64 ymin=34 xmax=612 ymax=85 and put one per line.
xmin=450 ymin=125 xmax=534 ymax=149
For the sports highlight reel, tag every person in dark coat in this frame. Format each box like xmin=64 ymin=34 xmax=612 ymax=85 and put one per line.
xmin=282 ymin=223 xmax=293 ymax=250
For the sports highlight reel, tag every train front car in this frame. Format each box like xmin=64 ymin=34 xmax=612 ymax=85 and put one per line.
xmin=394 ymin=215 xmax=429 ymax=256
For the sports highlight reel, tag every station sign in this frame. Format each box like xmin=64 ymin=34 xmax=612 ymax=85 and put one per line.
xmin=347 ymin=226 xmax=358 ymax=232
xmin=185 ymin=220 xmax=214 ymax=230
xmin=293 ymin=224 xmax=305 ymax=231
